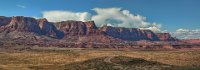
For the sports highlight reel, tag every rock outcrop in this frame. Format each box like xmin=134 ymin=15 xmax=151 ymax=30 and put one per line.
xmin=0 ymin=16 xmax=176 ymax=41
xmin=99 ymin=26 xmax=159 ymax=41
xmin=37 ymin=18 xmax=64 ymax=39
xmin=141 ymin=30 xmax=160 ymax=41
xmin=8 ymin=16 xmax=42 ymax=33
xmin=0 ymin=16 xmax=184 ymax=49
xmin=0 ymin=16 xmax=64 ymax=39
xmin=55 ymin=21 xmax=162 ymax=41
xmin=156 ymin=33 xmax=176 ymax=41
xmin=85 ymin=21 xmax=98 ymax=35
xmin=0 ymin=16 xmax=11 ymax=26
xmin=55 ymin=20 xmax=98 ymax=36
xmin=56 ymin=21 xmax=87 ymax=35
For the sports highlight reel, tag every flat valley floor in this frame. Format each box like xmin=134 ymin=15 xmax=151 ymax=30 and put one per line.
xmin=0 ymin=47 xmax=200 ymax=70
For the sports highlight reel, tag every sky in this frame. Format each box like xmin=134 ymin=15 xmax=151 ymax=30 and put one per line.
xmin=0 ymin=0 xmax=200 ymax=39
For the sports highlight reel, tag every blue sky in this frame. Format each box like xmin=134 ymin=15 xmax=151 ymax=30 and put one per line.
xmin=0 ymin=0 xmax=200 ymax=33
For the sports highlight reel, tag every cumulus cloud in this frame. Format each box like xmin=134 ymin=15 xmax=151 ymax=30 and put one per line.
xmin=176 ymin=28 xmax=189 ymax=32
xmin=91 ymin=8 xmax=162 ymax=32
xmin=171 ymin=28 xmax=200 ymax=39
xmin=16 ymin=4 xmax=27 ymax=9
xmin=43 ymin=11 xmax=91 ymax=22
xmin=42 ymin=7 xmax=162 ymax=32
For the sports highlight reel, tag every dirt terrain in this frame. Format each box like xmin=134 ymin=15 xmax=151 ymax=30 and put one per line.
xmin=0 ymin=48 xmax=199 ymax=70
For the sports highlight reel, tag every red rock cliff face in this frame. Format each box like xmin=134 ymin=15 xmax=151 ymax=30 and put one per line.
xmin=54 ymin=20 xmax=176 ymax=41
xmin=0 ymin=16 xmax=176 ymax=41
xmin=8 ymin=16 xmax=41 ymax=32
xmin=85 ymin=21 xmax=98 ymax=35
xmin=56 ymin=20 xmax=98 ymax=36
xmin=0 ymin=16 xmax=11 ymax=26
xmin=0 ymin=16 xmax=11 ymax=32
xmin=156 ymin=33 xmax=176 ymax=41
xmin=0 ymin=16 xmax=63 ymax=38
xmin=36 ymin=18 xmax=64 ymax=39
xmin=56 ymin=21 xmax=87 ymax=35
xmin=142 ymin=30 xmax=160 ymax=40
xmin=99 ymin=26 xmax=159 ymax=41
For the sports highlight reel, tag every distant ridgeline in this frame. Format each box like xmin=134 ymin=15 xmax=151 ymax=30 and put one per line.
xmin=0 ymin=16 xmax=176 ymax=41
xmin=0 ymin=16 xmax=179 ymax=48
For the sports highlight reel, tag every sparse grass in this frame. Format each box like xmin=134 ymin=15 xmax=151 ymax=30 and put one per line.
xmin=0 ymin=48 xmax=200 ymax=70
xmin=63 ymin=56 xmax=172 ymax=70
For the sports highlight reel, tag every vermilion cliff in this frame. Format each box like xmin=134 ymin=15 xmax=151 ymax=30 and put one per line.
xmin=55 ymin=20 xmax=176 ymax=41
xmin=0 ymin=16 xmax=63 ymax=39
xmin=0 ymin=16 xmax=176 ymax=42
xmin=156 ymin=33 xmax=176 ymax=41
xmin=5 ymin=16 xmax=200 ymax=49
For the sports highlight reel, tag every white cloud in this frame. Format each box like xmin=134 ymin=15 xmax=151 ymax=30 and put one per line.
xmin=42 ymin=7 xmax=162 ymax=32
xmin=176 ymin=28 xmax=189 ymax=32
xmin=16 ymin=4 xmax=27 ymax=9
xmin=91 ymin=8 xmax=162 ymax=32
xmin=42 ymin=11 xmax=91 ymax=22
xmin=171 ymin=28 xmax=200 ymax=39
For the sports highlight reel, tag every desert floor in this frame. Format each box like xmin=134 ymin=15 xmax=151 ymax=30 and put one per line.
xmin=0 ymin=47 xmax=200 ymax=70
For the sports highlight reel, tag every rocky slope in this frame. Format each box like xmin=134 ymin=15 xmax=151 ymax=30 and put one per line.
xmin=0 ymin=16 xmax=63 ymax=39
xmin=55 ymin=21 xmax=98 ymax=36
xmin=0 ymin=16 xmax=181 ymax=49
xmin=156 ymin=33 xmax=176 ymax=41
xmin=99 ymin=26 xmax=160 ymax=41
xmin=54 ymin=20 xmax=168 ymax=41
xmin=0 ymin=16 xmax=177 ymax=41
